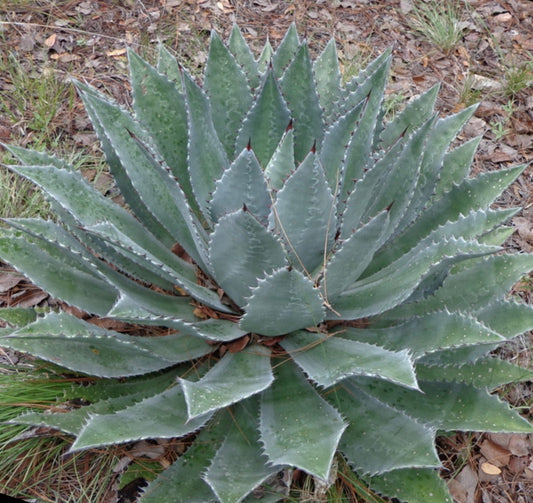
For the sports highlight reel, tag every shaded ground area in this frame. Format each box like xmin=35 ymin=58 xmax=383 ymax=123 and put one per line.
xmin=0 ymin=1 xmax=532 ymax=502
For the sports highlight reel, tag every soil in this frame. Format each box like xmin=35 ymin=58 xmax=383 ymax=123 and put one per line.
xmin=0 ymin=1 xmax=532 ymax=502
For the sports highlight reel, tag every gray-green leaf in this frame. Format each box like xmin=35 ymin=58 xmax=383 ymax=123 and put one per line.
xmin=271 ymin=151 xmax=336 ymax=274
xmin=282 ymin=331 xmax=417 ymax=389
xmin=71 ymin=385 xmax=212 ymax=451
xmin=180 ymin=345 xmax=273 ymax=418
xmin=205 ymin=397 xmax=280 ymax=503
xmin=209 ymin=209 xmax=287 ymax=307
xmin=260 ymin=360 xmax=346 ymax=480
xmin=240 ymin=268 xmax=325 ymax=336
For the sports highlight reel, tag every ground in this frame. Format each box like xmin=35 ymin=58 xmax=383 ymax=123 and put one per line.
xmin=0 ymin=1 xmax=532 ymax=502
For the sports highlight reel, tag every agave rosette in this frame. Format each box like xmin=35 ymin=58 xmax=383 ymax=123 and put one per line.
xmin=1 ymin=24 xmax=532 ymax=503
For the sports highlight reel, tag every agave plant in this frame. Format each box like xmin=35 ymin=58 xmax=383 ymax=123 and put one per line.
xmin=1 ymin=24 xmax=532 ymax=503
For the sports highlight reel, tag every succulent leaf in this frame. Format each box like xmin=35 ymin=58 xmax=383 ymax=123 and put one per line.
xmin=354 ymin=378 xmax=533 ymax=433
xmin=241 ymin=268 xmax=325 ymax=336
xmin=271 ymin=151 xmax=336 ymax=273
xmin=323 ymin=210 xmax=390 ymax=299
xmin=361 ymin=116 xmax=436 ymax=231
xmin=313 ymin=38 xmax=342 ymax=123
xmin=204 ymin=398 xmax=280 ymax=503
xmin=476 ymin=299 xmax=533 ymax=338
xmin=320 ymin=100 xmax=365 ymax=192
xmin=387 ymin=254 xmax=533 ymax=318
xmin=6 ymin=164 xmax=204 ymax=294
xmin=128 ymin=49 xmax=192 ymax=211
xmin=180 ymin=345 xmax=273 ymax=418
xmin=260 ymin=360 xmax=346 ymax=480
xmin=417 ymin=344 xmax=499 ymax=367
xmin=10 ymin=370 xmax=180 ymax=435
xmin=228 ymin=25 xmax=260 ymax=90
xmin=329 ymin=238 xmax=497 ymax=319
xmin=140 ymin=413 xmax=229 ymax=503
xmin=79 ymin=222 xmax=228 ymax=318
xmin=205 ymin=31 xmax=253 ymax=157
xmin=77 ymin=82 xmax=176 ymax=246
xmin=210 ymin=209 xmax=287 ymax=307
xmin=338 ymin=53 xmax=391 ymax=207
xmin=71 ymin=385 xmax=213 ymax=452
xmin=2 ymin=143 xmax=71 ymax=169
xmin=371 ymin=164 xmax=526 ymax=271
xmin=0 ymin=229 xmax=117 ymax=316
xmin=182 ymin=69 xmax=230 ymax=223
xmin=279 ymin=43 xmax=324 ymax=161
xmin=435 ymin=135 xmax=480 ymax=198
xmin=397 ymin=106 xmax=478 ymax=230
xmin=0 ymin=312 xmax=212 ymax=378
xmin=0 ymin=307 xmax=37 ymax=327
xmin=416 ymin=358 xmax=533 ymax=389
xmin=264 ymin=128 xmax=295 ymax=191
xmin=343 ymin=311 xmax=504 ymax=359
xmin=282 ymin=331 xmax=418 ymax=389
xmin=271 ymin=22 xmax=299 ymax=77
xmin=340 ymin=50 xmax=391 ymax=113
xmin=340 ymin=115 xmax=434 ymax=240
xmin=235 ymin=66 xmax=291 ymax=167
xmin=156 ymin=44 xmax=182 ymax=88
xmin=256 ymin=38 xmax=273 ymax=74
xmin=82 ymin=88 xmax=211 ymax=271
xmin=210 ymin=148 xmax=270 ymax=224
xmin=1 ymin=25 xmax=531 ymax=503
xmin=334 ymin=383 xmax=439 ymax=475
xmin=190 ymin=319 xmax=249 ymax=342
xmin=378 ymin=84 xmax=440 ymax=149
xmin=368 ymin=468 xmax=453 ymax=503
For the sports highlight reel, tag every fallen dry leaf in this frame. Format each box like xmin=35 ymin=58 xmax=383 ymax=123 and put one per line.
xmin=493 ymin=12 xmax=512 ymax=23
xmin=448 ymin=464 xmax=477 ymax=503
xmin=18 ymin=33 xmax=36 ymax=52
xmin=163 ymin=0 xmax=183 ymax=7
xmin=50 ymin=53 xmax=81 ymax=63
xmin=44 ymin=33 xmax=57 ymax=48
xmin=480 ymin=438 xmax=511 ymax=467
xmin=106 ymin=48 xmax=127 ymax=57
xmin=0 ymin=273 xmax=23 ymax=293
xmin=129 ymin=440 xmax=166 ymax=459
xmin=490 ymin=145 xmax=518 ymax=163
xmin=481 ymin=462 xmax=502 ymax=475
xmin=508 ymin=456 xmax=529 ymax=474
xmin=513 ymin=217 xmax=533 ymax=245
xmin=227 ymin=334 xmax=250 ymax=353
xmin=10 ymin=289 xmax=48 ymax=308
xmin=507 ymin=434 xmax=532 ymax=457
xmin=399 ymin=0 xmax=413 ymax=14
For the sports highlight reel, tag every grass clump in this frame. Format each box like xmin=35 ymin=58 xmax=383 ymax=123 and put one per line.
xmin=0 ymin=361 xmax=120 ymax=502
xmin=406 ymin=0 xmax=466 ymax=54
xmin=503 ymin=59 xmax=533 ymax=98
xmin=0 ymin=53 xmax=75 ymax=149
xmin=0 ymin=166 xmax=50 ymax=221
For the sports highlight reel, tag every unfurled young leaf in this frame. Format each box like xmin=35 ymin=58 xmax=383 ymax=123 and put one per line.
xmin=1 ymin=25 xmax=531 ymax=503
